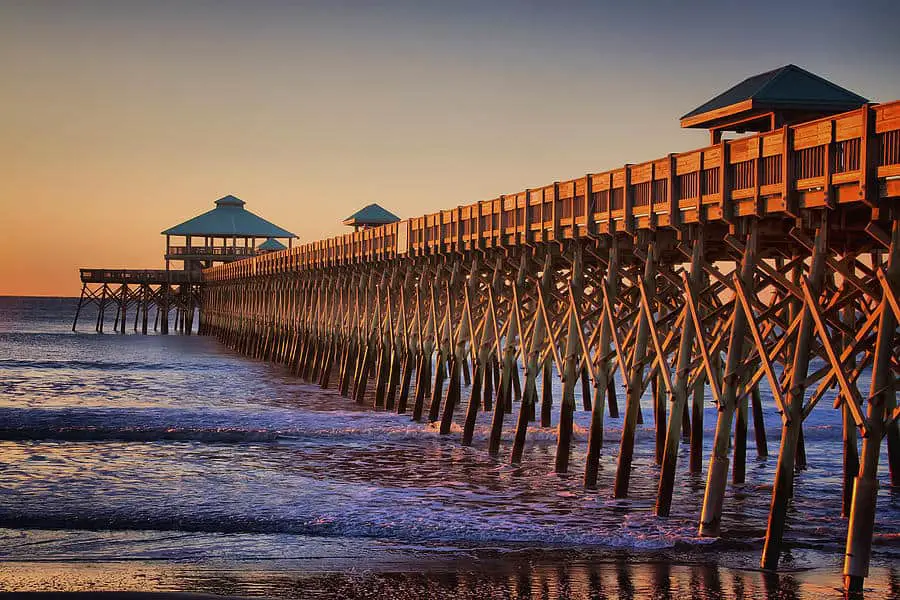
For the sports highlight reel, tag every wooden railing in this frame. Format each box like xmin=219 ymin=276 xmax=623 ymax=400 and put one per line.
xmin=204 ymin=101 xmax=900 ymax=282
xmin=167 ymin=246 xmax=257 ymax=257
xmin=80 ymin=269 xmax=193 ymax=284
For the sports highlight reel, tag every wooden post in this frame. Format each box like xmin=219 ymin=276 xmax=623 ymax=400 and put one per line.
xmin=441 ymin=264 xmax=472 ymax=434
xmin=96 ymin=284 xmax=108 ymax=333
xmin=787 ymin=253 xmax=807 ymax=474
xmin=654 ymin=369 xmax=666 ymax=465
xmin=585 ymin=239 xmax=618 ymax=487
xmin=428 ymin=270 xmax=451 ymax=422
xmin=750 ymin=382 xmax=767 ymax=457
xmin=72 ymin=283 xmax=87 ymax=332
xmin=462 ymin=345 xmax=488 ymax=446
xmin=412 ymin=323 xmax=433 ymax=419
xmin=840 ymin=300 xmax=859 ymax=518
xmin=656 ymin=237 xmax=702 ymax=515
xmin=607 ymin=376 xmax=619 ymax=418
xmin=699 ymin=222 xmax=757 ymax=537
xmin=491 ymin=280 xmax=522 ymax=457
xmin=761 ymin=222 xmax=827 ymax=568
xmin=581 ymin=366 xmax=592 ymax=411
xmin=732 ymin=388 xmax=748 ymax=484
xmin=133 ymin=287 xmax=140 ymax=332
xmin=842 ymin=220 xmax=899 ymax=592
xmin=484 ymin=353 xmax=496 ymax=413
xmin=540 ymin=359 xmax=552 ymax=427
xmin=141 ymin=284 xmax=150 ymax=335
xmin=114 ymin=295 xmax=124 ymax=332
xmin=555 ymin=245 xmax=584 ymax=472
xmin=511 ymin=253 xmax=552 ymax=464
xmin=614 ymin=241 xmax=657 ymax=497
xmin=689 ymin=270 xmax=709 ymax=474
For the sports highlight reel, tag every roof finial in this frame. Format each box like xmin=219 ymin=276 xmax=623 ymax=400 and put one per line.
xmin=215 ymin=195 xmax=246 ymax=208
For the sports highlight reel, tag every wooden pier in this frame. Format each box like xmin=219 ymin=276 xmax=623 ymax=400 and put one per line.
xmin=199 ymin=80 xmax=900 ymax=592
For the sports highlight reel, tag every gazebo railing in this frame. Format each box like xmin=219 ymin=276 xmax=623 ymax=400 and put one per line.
xmin=167 ymin=246 xmax=257 ymax=257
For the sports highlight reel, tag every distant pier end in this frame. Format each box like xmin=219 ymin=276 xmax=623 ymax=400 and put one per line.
xmin=73 ymin=195 xmax=296 ymax=334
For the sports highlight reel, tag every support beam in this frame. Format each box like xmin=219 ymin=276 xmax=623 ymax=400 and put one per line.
xmin=843 ymin=220 xmax=899 ymax=592
xmin=761 ymin=222 xmax=828 ymax=569
xmin=699 ymin=222 xmax=758 ymax=537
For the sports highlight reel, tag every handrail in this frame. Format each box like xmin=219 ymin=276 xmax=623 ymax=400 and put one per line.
xmin=203 ymin=101 xmax=900 ymax=282
xmin=79 ymin=269 xmax=194 ymax=284
xmin=167 ymin=246 xmax=257 ymax=256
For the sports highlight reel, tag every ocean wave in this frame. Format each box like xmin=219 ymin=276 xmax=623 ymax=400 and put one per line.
xmin=0 ymin=359 xmax=180 ymax=372
xmin=0 ymin=511 xmax=715 ymax=552
xmin=0 ymin=427 xmax=282 ymax=443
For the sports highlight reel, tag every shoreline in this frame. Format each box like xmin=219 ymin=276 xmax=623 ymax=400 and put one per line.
xmin=1 ymin=546 xmax=898 ymax=599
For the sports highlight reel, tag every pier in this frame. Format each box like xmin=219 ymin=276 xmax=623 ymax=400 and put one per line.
xmin=195 ymin=68 xmax=900 ymax=592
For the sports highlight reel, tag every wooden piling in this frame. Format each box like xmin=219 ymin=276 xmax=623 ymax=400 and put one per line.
xmin=585 ymin=240 xmax=618 ymax=487
xmin=614 ymin=242 xmax=657 ymax=498
xmin=699 ymin=223 xmax=757 ymax=537
xmin=761 ymin=223 xmax=827 ymax=568
xmin=656 ymin=238 xmax=702 ymax=515
xmin=842 ymin=220 xmax=899 ymax=592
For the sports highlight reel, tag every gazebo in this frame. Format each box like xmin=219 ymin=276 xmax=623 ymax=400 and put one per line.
xmin=162 ymin=195 xmax=296 ymax=275
xmin=342 ymin=203 xmax=400 ymax=231
xmin=257 ymin=237 xmax=287 ymax=253
xmin=681 ymin=64 xmax=869 ymax=143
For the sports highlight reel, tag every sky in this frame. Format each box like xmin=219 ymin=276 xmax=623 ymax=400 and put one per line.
xmin=1 ymin=1 xmax=898 ymax=296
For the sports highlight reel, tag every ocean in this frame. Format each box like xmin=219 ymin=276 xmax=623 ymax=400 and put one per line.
xmin=0 ymin=296 xmax=897 ymax=598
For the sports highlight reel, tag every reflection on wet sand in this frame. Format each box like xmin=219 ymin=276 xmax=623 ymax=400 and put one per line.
xmin=0 ymin=560 xmax=897 ymax=599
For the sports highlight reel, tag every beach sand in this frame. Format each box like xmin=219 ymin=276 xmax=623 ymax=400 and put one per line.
xmin=1 ymin=548 xmax=898 ymax=599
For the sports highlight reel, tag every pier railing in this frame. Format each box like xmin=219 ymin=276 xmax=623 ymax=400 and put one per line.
xmin=166 ymin=246 xmax=257 ymax=258
xmin=79 ymin=269 xmax=193 ymax=284
xmin=204 ymin=101 xmax=900 ymax=281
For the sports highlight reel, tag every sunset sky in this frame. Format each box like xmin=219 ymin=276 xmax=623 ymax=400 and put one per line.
xmin=2 ymin=1 xmax=898 ymax=296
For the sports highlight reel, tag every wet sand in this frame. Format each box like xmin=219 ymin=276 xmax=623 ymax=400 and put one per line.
xmin=1 ymin=548 xmax=899 ymax=599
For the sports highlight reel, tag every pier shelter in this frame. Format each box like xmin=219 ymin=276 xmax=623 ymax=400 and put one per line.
xmin=681 ymin=64 xmax=869 ymax=143
xmin=163 ymin=194 xmax=296 ymax=277
xmin=342 ymin=203 xmax=400 ymax=231
xmin=257 ymin=238 xmax=288 ymax=253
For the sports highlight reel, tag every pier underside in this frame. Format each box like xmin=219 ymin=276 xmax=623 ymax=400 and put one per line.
xmin=73 ymin=269 xmax=200 ymax=335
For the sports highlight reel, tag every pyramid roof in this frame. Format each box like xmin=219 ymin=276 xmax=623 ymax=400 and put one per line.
xmin=162 ymin=195 xmax=296 ymax=238
xmin=342 ymin=203 xmax=400 ymax=227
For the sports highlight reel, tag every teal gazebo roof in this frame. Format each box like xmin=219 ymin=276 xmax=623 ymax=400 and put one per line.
xmin=258 ymin=237 xmax=287 ymax=252
xmin=162 ymin=195 xmax=296 ymax=238
xmin=681 ymin=64 xmax=868 ymax=128
xmin=342 ymin=203 xmax=400 ymax=227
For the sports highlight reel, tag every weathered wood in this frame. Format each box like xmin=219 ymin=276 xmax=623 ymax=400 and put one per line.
xmin=511 ymin=254 xmax=553 ymax=464
xmin=761 ymin=222 xmax=828 ymax=569
xmin=843 ymin=220 xmax=899 ymax=591
xmin=656 ymin=237 xmax=702 ymax=515
xmin=584 ymin=240 xmax=619 ymax=487
xmin=555 ymin=245 xmax=584 ymax=473
xmin=699 ymin=222 xmax=758 ymax=537
xmin=614 ymin=242 xmax=657 ymax=498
